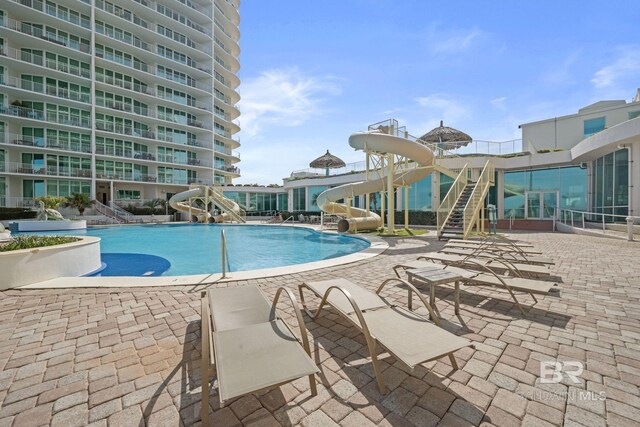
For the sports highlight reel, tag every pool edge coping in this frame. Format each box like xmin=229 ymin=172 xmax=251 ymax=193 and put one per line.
xmin=18 ymin=225 xmax=388 ymax=289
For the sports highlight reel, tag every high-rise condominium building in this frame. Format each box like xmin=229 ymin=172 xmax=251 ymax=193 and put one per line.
xmin=0 ymin=0 xmax=240 ymax=208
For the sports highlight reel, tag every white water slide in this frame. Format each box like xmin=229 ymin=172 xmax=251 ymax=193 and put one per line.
xmin=169 ymin=185 xmax=244 ymax=223
xmin=316 ymin=131 xmax=435 ymax=232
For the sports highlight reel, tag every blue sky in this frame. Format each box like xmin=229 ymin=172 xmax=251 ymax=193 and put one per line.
xmin=235 ymin=0 xmax=640 ymax=184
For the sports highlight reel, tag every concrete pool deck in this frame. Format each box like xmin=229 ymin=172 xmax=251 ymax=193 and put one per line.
xmin=1 ymin=231 xmax=639 ymax=426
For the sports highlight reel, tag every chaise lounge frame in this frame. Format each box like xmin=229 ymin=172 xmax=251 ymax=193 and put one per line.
xmin=298 ymin=278 xmax=473 ymax=394
xmin=201 ymin=285 xmax=318 ymax=426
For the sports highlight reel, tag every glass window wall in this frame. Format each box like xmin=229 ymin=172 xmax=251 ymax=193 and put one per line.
xmin=308 ymin=186 xmax=328 ymax=212
xmin=592 ymin=148 xmax=628 ymax=218
xmin=407 ymin=175 xmax=432 ymax=211
xmin=292 ymin=188 xmax=305 ymax=211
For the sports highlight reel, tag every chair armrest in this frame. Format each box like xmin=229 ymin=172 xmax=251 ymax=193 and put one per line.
xmin=375 ymin=278 xmax=443 ymax=326
xmin=271 ymin=287 xmax=313 ymax=358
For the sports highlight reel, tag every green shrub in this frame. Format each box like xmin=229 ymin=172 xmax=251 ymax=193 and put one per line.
xmin=537 ymin=148 xmax=551 ymax=153
xmin=34 ymin=196 xmax=66 ymax=209
xmin=0 ymin=208 xmax=37 ymax=221
xmin=0 ymin=235 xmax=80 ymax=252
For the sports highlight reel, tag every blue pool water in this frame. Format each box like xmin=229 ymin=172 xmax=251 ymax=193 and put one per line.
xmin=28 ymin=224 xmax=370 ymax=276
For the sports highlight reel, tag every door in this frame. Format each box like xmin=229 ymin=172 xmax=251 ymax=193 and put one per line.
xmin=525 ymin=191 xmax=559 ymax=219
xmin=542 ymin=191 xmax=559 ymax=219
xmin=526 ymin=192 xmax=541 ymax=219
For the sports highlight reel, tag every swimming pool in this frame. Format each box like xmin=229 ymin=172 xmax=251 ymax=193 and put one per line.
xmin=34 ymin=224 xmax=370 ymax=276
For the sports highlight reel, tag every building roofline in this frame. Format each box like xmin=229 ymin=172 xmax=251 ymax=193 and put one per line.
xmin=519 ymin=99 xmax=640 ymax=129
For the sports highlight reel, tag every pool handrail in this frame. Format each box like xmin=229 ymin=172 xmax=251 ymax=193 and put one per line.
xmin=221 ymin=229 xmax=231 ymax=278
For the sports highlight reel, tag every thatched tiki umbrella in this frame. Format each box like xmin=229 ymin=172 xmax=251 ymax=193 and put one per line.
xmin=310 ymin=149 xmax=346 ymax=176
xmin=418 ymin=120 xmax=472 ymax=150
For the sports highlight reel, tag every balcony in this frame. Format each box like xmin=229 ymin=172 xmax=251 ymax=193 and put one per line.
xmin=216 ymin=165 xmax=240 ymax=175
xmin=95 ymin=52 xmax=213 ymax=94
xmin=0 ymin=76 xmax=91 ymax=103
xmin=1 ymin=17 xmax=91 ymax=53
xmin=96 ymin=101 xmax=213 ymax=131
xmin=156 ymin=177 xmax=213 ymax=186
xmin=0 ymin=104 xmax=91 ymax=128
xmin=6 ymin=162 xmax=91 ymax=178
xmin=8 ymin=0 xmax=91 ymax=29
xmin=0 ymin=46 xmax=90 ymax=80
xmin=157 ymin=154 xmax=212 ymax=168
xmin=3 ymin=133 xmax=91 ymax=154
xmin=95 ymin=120 xmax=155 ymax=139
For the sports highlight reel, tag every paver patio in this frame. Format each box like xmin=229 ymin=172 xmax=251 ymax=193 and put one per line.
xmin=1 ymin=231 xmax=639 ymax=426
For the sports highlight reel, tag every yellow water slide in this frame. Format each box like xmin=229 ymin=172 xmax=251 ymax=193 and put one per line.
xmin=316 ymin=130 xmax=435 ymax=232
xmin=169 ymin=185 xmax=244 ymax=223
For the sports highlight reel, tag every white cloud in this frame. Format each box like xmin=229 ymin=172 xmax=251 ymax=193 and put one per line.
xmin=591 ymin=46 xmax=640 ymax=89
xmin=414 ymin=94 xmax=468 ymax=128
xmin=490 ymin=96 xmax=507 ymax=110
xmin=428 ymin=26 xmax=486 ymax=54
xmin=238 ymin=67 xmax=341 ymax=137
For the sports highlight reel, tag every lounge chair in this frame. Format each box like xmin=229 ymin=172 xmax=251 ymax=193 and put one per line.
xmin=447 ymin=237 xmax=538 ymax=250
xmin=414 ymin=252 xmax=551 ymax=278
xmin=440 ymin=247 xmax=554 ymax=266
xmin=394 ymin=262 xmax=558 ymax=315
xmin=201 ymin=285 xmax=319 ymax=424
xmin=298 ymin=278 xmax=473 ymax=394
xmin=445 ymin=240 xmax=543 ymax=255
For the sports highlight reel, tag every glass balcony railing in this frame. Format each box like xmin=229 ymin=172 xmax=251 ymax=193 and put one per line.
xmin=0 ymin=105 xmax=91 ymax=128
xmin=0 ymin=76 xmax=91 ymax=103
xmin=2 ymin=133 xmax=91 ymax=154
xmin=7 ymin=162 xmax=91 ymax=178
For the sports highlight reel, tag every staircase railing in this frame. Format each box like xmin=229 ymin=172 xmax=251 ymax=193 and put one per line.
xmin=110 ymin=202 xmax=134 ymax=223
xmin=462 ymin=160 xmax=495 ymax=239
xmin=93 ymin=200 xmax=125 ymax=224
xmin=209 ymin=186 xmax=246 ymax=223
xmin=437 ymin=163 xmax=469 ymax=238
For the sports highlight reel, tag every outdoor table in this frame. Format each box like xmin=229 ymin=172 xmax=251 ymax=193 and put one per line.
xmin=406 ymin=265 xmax=463 ymax=317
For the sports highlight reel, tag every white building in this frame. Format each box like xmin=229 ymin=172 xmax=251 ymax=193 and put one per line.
xmin=223 ymin=90 xmax=640 ymax=227
xmin=0 ymin=0 xmax=241 ymax=209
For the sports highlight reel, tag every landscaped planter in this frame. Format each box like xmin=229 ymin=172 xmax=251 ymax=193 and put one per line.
xmin=9 ymin=220 xmax=87 ymax=232
xmin=0 ymin=236 xmax=101 ymax=289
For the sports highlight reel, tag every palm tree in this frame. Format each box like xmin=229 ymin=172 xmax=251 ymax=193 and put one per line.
xmin=370 ymin=193 xmax=378 ymax=211
xmin=144 ymin=198 xmax=166 ymax=213
xmin=35 ymin=196 xmax=66 ymax=210
xmin=65 ymin=193 xmax=92 ymax=216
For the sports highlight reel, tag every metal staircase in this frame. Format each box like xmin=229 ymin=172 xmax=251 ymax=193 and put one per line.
xmin=93 ymin=200 xmax=131 ymax=224
xmin=208 ymin=186 xmax=246 ymax=223
xmin=437 ymin=160 xmax=494 ymax=240
xmin=440 ymin=182 xmax=476 ymax=239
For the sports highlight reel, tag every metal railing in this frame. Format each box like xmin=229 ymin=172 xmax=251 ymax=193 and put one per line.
xmin=8 ymin=0 xmax=91 ymax=29
xmin=95 ymin=51 xmax=214 ymax=93
xmin=0 ymin=76 xmax=91 ymax=103
xmin=0 ymin=46 xmax=92 ymax=79
xmin=436 ymin=163 xmax=469 ymax=237
xmin=5 ymin=162 xmax=91 ymax=178
xmin=110 ymin=201 xmax=135 ymax=223
xmin=220 ymin=229 xmax=230 ymax=278
xmin=1 ymin=17 xmax=91 ymax=53
xmin=208 ymin=186 xmax=245 ymax=223
xmin=463 ymin=160 xmax=495 ymax=239
xmin=94 ymin=99 xmax=214 ymax=130
xmin=2 ymin=133 xmax=92 ymax=153
xmin=93 ymin=199 xmax=124 ymax=223
xmin=559 ymin=208 xmax=640 ymax=235
xmin=0 ymin=105 xmax=91 ymax=128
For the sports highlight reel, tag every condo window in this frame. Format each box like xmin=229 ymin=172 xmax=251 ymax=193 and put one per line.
xmin=583 ymin=117 xmax=605 ymax=138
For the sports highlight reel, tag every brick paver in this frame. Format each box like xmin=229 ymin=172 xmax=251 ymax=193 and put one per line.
xmin=1 ymin=231 xmax=639 ymax=426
